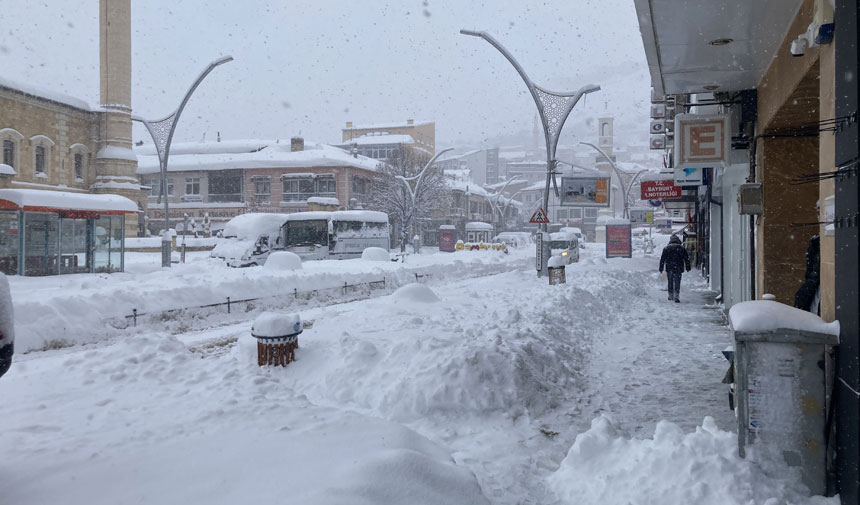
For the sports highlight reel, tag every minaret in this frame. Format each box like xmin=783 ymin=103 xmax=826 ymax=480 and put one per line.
xmin=97 ymin=0 xmax=141 ymax=235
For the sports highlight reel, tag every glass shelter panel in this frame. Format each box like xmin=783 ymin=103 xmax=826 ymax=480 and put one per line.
xmin=94 ymin=215 xmax=124 ymax=273
xmin=0 ymin=211 xmax=20 ymax=275
xmin=23 ymin=212 xmax=59 ymax=276
xmin=60 ymin=218 xmax=90 ymax=274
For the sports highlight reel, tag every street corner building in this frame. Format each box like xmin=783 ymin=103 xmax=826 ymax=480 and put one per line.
xmin=634 ymin=0 xmax=860 ymax=501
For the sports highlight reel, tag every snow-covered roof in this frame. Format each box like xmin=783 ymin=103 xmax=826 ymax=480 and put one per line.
xmin=223 ymin=213 xmax=291 ymax=239
xmin=0 ymin=75 xmax=94 ymax=111
xmin=344 ymin=120 xmax=433 ymax=130
xmin=0 ymin=189 xmax=138 ymax=214
xmin=331 ymin=210 xmax=389 ymax=223
xmin=465 ymin=222 xmax=493 ymax=231
xmin=135 ymin=139 xmax=273 ymax=156
xmin=339 ymin=134 xmax=415 ymax=146
xmin=447 ymin=179 xmax=489 ymax=197
xmin=136 ymin=140 xmax=380 ymax=174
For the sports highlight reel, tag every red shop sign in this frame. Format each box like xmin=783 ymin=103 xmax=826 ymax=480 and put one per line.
xmin=641 ymin=180 xmax=681 ymax=200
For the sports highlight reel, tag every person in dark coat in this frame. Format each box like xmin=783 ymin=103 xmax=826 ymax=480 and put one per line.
xmin=794 ymin=234 xmax=820 ymax=312
xmin=659 ymin=234 xmax=691 ymax=303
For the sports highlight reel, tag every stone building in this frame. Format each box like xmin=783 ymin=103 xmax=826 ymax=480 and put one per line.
xmin=340 ymin=120 xmax=436 ymax=156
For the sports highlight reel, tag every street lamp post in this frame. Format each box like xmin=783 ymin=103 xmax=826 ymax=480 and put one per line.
xmin=460 ymin=29 xmax=599 ymax=277
xmin=395 ymin=148 xmax=454 ymax=253
xmin=132 ymin=55 xmax=234 ymax=267
xmin=484 ymin=177 xmax=525 ymax=234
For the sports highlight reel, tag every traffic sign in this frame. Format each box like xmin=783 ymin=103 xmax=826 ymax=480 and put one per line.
xmin=529 ymin=207 xmax=550 ymax=224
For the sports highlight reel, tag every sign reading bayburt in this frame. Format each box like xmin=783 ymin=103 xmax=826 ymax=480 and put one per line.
xmin=605 ymin=220 xmax=632 ymax=258
xmin=560 ymin=174 xmax=611 ymax=206
xmin=674 ymin=113 xmax=729 ymax=186
xmin=640 ymin=179 xmax=681 ymax=200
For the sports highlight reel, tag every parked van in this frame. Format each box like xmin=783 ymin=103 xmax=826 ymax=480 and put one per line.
xmin=210 ymin=213 xmax=290 ymax=267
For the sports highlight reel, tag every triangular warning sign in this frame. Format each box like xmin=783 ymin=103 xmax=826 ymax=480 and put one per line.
xmin=529 ymin=207 xmax=550 ymax=224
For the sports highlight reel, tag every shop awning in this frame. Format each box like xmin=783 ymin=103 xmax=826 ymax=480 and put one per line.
xmin=633 ymin=0 xmax=803 ymax=95
xmin=0 ymin=189 xmax=138 ymax=216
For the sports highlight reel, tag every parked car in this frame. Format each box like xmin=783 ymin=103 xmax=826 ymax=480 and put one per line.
xmin=0 ymin=273 xmax=13 ymax=379
xmin=559 ymin=227 xmax=586 ymax=247
xmin=493 ymin=232 xmax=533 ymax=247
xmin=210 ymin=213 xmax=291 ymax=267
xmin=548 ymin=231 xmax=580 ymax=264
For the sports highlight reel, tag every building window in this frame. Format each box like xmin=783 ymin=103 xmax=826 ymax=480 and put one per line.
xmin=283 ymin=178 xmax=315 ymax=202
xmin=254 ymin=179 xmax=271 ymax=204
xmin=185 ymin=177 xmax=200 ymax=195
xmin=150 ymin=177 xmax=174 ymax=197
xmin=557 ymin=208 xmax=569 ymax=219
xmin=585 ymin=208 xmax=598 ymax=218
xmin=570 ymin=208 xmax=583 ymax=219
xmin=74 ymin=154 xmax=83 ymax=180
xmin=35 ymin=146 xmax=46 ymax=174
xmin=317 ymin=177 xmax=336 ymax=195
xmin=2 ymin=140 xmax=14 ymax=168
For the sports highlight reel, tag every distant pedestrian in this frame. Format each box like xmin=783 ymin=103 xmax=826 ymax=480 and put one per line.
xmin=659 ymin=234 xmax=691 ymax=303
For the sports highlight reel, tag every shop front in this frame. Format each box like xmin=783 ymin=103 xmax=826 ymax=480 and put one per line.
xmin=0 ymin=189 xmax=137 ymax=276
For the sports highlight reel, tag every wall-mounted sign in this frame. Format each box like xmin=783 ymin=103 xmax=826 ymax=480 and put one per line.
xmin=674 ymin=166 xmax=705 ymax=186
xmin=641 ymin=180 xmax=681 ymax=200
xmin=560 ymin=176 xmax=610 ymax=207
xmin=605 ymin=223 xmax=632 ymax=258
xmin=674 ymin=114 xmax=730 ymax=168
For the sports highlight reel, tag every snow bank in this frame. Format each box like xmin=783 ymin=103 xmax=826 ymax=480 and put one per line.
xmin=392 ymin=283 xmax=440 ymax=303
xmin=263 ymin=251 xmax=302 ymax=271
xmin=550 ymin=416 xmax=837 ymax=505
xmin=548 ymin=255 xmax=566 ymax=268
xmin=729 ymin=300 xmax=840 ymax=336
xmin=361 ymin=247 xmax=390 ymax=262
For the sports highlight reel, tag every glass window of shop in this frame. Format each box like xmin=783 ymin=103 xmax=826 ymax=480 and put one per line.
xmin=0 ymin=211 xmax=20 ymax=275
xmin=60 ymin=218 xmax=91 ymax=274
xmin=23 ymin=212 xmax=60 ymax=276
xmin=93 ymin=215 xmax=124 ymax=273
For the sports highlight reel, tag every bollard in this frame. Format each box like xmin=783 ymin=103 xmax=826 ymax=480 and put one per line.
xmin=251 ymin=312 xmax=303 ymax=367
xmin=547 ymin=256 xmax=567 ymax=285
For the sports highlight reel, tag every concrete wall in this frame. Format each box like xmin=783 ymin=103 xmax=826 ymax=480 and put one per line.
xmin=818 ymin=36 xmax=836 ymax=322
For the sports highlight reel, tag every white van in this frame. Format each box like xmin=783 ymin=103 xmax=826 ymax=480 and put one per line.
xmin=548 ymin=231 xmax=580 ymax=264
xmin=210 ymin=213 xmax=290 ymax=267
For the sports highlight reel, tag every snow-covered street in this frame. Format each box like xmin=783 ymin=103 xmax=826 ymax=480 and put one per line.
xmin=0 ymin=245 xmax=834 ymax=504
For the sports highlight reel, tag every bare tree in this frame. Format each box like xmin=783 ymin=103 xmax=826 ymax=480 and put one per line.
xmin=368 ymin=148 xmax=452 ymax=252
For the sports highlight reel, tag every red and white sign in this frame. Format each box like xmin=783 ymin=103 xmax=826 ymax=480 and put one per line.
xmin=674 ymin=114 xmax=730 ymax=167
xmin=529 ymin=207 xmax=550 ymax=224
xmin=641 ymin=180 xmax=681 ymax=200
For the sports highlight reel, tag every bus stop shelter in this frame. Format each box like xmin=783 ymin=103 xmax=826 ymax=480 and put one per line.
xmin=0 ymin=189 xmax=138 ymax=276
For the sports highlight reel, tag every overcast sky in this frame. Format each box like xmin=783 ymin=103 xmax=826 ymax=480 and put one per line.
xmin=1 ymin=0 xmax=649 ymax=149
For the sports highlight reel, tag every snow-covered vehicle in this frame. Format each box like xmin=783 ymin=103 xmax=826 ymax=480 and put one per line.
xmin=559 ymin=227 xmax=586 ymax=246
xmin=548 ymin=231 xmax=580 ymax=264
xmin=281 ymin=210 xmax=389 ymax=260
xmin=210 ymin=213 xmax=291 ymax=267
xmin=493 ymin=231 xmax=532 ymax=247
xmin=0 ymin=273 xmax=13 ymax=379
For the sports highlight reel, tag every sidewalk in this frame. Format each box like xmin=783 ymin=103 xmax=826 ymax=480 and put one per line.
xmin=583 ymin=270 xmax=735 ymax=438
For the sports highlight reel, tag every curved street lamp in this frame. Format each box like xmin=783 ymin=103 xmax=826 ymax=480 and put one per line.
xmin=579 ymin=141 xmax=646 ymax=220
xmin=460 ymin=29 xmax=599 ymax=276
xmin=395 ymin=147 xmax=454 ymax=252
xmin=132 ymin=55 xmax=234 ymax=266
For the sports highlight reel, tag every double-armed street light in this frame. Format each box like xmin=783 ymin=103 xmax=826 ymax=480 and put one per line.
xmin=132 ymin=55 xmax=234 ymax=267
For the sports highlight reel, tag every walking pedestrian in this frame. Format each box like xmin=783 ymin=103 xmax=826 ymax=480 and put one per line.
xmin=659 ymin=234 xmax=691 ymax=303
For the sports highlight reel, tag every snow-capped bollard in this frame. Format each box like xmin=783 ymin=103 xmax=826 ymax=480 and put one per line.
xmin=547 ymin=256 xmax=566 ymax=285
xmin=251 ymin=311 xmax=303 ymax=367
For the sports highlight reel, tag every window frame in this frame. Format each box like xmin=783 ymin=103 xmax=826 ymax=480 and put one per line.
xmin=0 ymin=128 xmax=24 ymax=171
xmin=185 ymin=177 xmax=201 ymax=195
xmin=29 ymin=135 xmax=55 ymax=179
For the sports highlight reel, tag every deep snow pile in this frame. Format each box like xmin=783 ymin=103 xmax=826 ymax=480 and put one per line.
xmin=8 ymin=247 xmax=529 ymax=353
xmin=263 ymin=251 xmax=303 ymax=271
xmin=361 ymin=246 xmax=390 ymax=261
xmin=0 ymin=333 xmax=489 ymax=505
xmin=550 ymin=416 xmax=838 ymax=505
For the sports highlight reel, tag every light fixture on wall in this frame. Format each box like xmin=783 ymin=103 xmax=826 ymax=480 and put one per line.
xmin=708 ymin=38 xmax=733 ymax=46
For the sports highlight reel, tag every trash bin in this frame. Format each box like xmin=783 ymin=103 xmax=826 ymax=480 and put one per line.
xmin=547 ymin=255 xmax=566 ymax=285
xmin=729 ymin=300 xmax=840 ymax=496
xmin=251 ymin=311 xmax=303 ymax=367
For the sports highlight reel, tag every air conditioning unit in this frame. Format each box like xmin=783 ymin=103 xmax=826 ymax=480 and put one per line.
xmin=650 ymin=104 xmax=666 ymax=119
xmin=650 ymin=135 xmax=666 ymax=150
xmin=738 ymin=183 xmax=763 ymax=215
xmin=650 ymin=120 xmax=666 ymax=134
